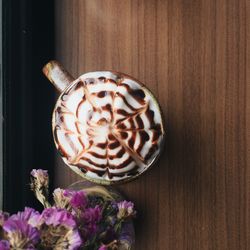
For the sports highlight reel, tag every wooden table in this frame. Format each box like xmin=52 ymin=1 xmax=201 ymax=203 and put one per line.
xmin=54 ymin=1 xmax=250 ymax=249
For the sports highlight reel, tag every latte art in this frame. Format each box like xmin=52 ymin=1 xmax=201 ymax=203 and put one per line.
xmin=53 ymin=71 xmax=164 ymax=183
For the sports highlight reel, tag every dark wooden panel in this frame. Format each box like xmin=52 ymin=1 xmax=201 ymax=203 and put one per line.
xmin=54 ymin=1 xmax=250 ymax=249
xmin=3 ymin=0 xmax=55 ymax=212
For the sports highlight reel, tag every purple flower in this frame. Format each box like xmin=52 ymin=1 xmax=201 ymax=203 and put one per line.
xmin=117 ymin=201 xmax=136 ymax=220
xmin=30 ymin=169 xmax=48 ymax=186
xmin=31 ymin=169 xmax=48 ymax=182
xmin=0 ymin=211 xmax=9 ymax=227
xmin=40 ymin=207 xmax=76 ymax=229
xmin=53 ymin=189 xmax=87 ymax=211
xmin=53 ymin=188 xmax=71 ymax=209
xmin=3 ymin=219 xmax=39 ymax=249
xmin=69 ymin=191 xmax=87 ymax=210
xmin=38 ymin=208 xmax=82 ymax=249
xmin=98 ymin=240 xmax=118 ymax=249
xmin=98 ymin=245 xmax=108 ymax=250
xmin=0 ymin=240 xmax=10 ymax=250
xmin=83 ymin=206 xmax=102 ymax=224
xmin=30 ymin=169 xmax=50 ymax=208
xmin=62 ymin=189 xmax=75 ymax=198
xmin=80 ymin=206 xmax=102 ymax=237
xmin=10 ymin=207 xmax=40 ymax=227
xmin=55 ymin=229 xmax=82 ymax=250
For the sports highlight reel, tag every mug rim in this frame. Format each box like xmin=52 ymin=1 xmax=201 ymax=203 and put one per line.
xmin=51 ymin=70 xmax=166 ymax=185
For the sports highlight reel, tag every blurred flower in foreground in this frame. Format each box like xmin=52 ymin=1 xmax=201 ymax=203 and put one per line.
xmin=0 ymin=211 xmax=9 ymax=227
xmin=39 ymin=207 xmax=76 ymax=228
xmin=3 ymin=219 xmax=39 ymax=249
xmin=30 ymin=169 xmax=50 ymax=208
xmin=117 ymin=201 xmax=136 ymax=220
xmin=53 ymin=189 xmax=88 ymax=213
xmin=81 ymin=205 xmax=102 ymax=238
xmin=10 ymin=207 xmax=40 ymax=228
xmin=0 ymin=240 xmax=10 ymax=250
xmin=55 ymin=229 xmax=82 ymax=250
xmin=99 ymin=245 xmax=108 ymax=250
xmin=99 ymin=240 xmax=118 ymax=250
xmin=31 ymin=169 xmax=48 ymax=187
xmin=68 ymin=190 xmax=87 ymax=210
xmin=38 ymin=207 xmax=82 ymax=249
xmin=0 ymin=169 xmax=136 ymax=249
xmin=53 ymin=188 xmax=71 ymax=209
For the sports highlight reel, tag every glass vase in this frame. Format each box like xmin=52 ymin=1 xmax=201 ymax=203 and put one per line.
xmin=68 ymin=180 xmax=135 ymax=250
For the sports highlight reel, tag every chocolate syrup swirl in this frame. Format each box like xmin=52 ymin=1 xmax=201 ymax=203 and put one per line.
xmin=53 ymin=71 xmax=164 ymax=182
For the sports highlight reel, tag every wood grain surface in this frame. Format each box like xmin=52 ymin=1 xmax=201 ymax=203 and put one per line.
xmin=54 ymin=1 xmax=250 ymax=249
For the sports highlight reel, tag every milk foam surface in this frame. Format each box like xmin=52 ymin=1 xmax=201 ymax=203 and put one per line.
xmin=53 ymin=71 xmax=164 ymax=183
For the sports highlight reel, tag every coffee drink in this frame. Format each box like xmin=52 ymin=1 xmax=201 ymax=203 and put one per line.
xmin=44 ymin=62 xmax=165 ymax=184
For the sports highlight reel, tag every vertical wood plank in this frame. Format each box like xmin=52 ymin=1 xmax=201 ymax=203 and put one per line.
xmin=54 ymin=0 xmax=250 ymax=249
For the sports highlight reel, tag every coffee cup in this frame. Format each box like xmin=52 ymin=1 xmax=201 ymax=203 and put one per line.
xmin=43 ymin=61 xmax=165 ymax=185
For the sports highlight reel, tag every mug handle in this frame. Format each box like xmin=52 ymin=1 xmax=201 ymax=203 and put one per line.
xmin=42 ymin=60 xmax=75 ymax=93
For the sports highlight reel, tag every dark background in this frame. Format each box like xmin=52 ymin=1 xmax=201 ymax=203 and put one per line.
xmin=3 ymin=0 xmax=55 ymax=212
